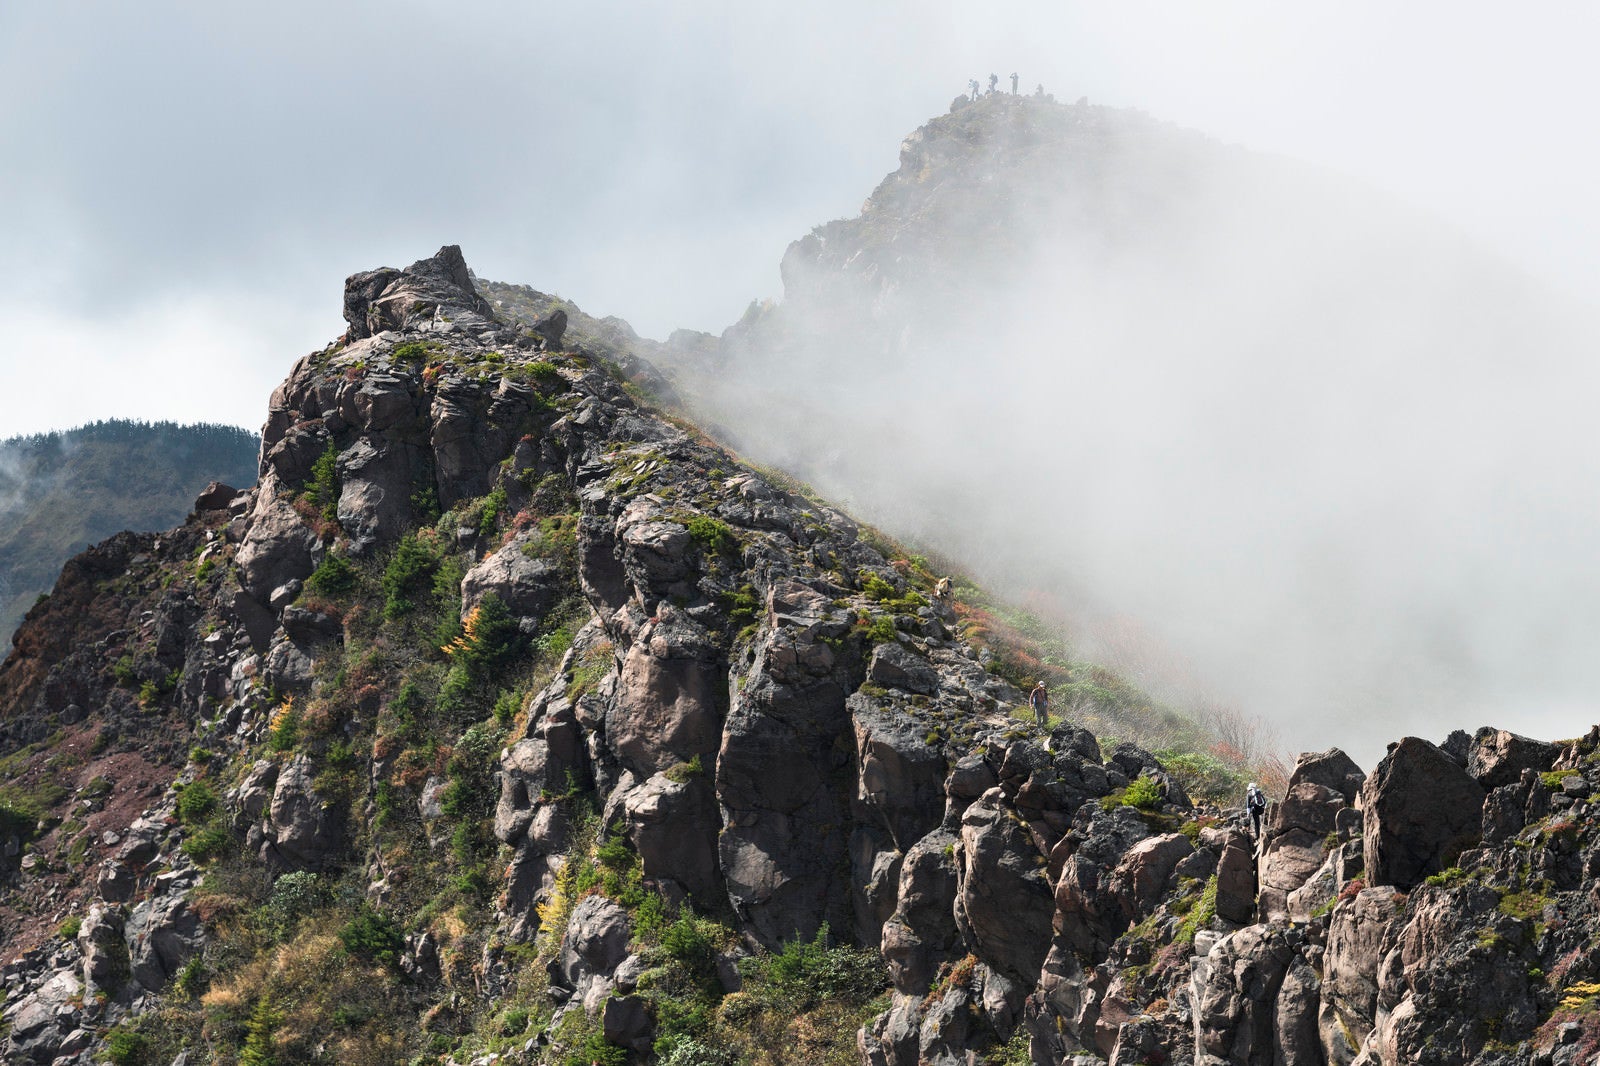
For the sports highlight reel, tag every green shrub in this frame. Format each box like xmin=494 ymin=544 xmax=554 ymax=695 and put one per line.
xmin=57 ymin=915 xmax=81 ymax=940
xmin=0 ymin=801 xmax=39 ymax=844
xmin=175 ymin=781 xmax=219 ymax=825
xmin=525 ymin=360 xmax=562 ymax=382
xmin=305 ymin=441 xmax=340 ymax=520
xmin=476 ymin=485 xmax=508 ymax=537
xmin=658 ymin=1039 xmax=737 ymax=1066
xmin=665 ymin=755 xmax=705 ymax=784
xmin=103 ymin=1026 xmax=151 ymax=1066
xmin=493 ymin=688 xmax=523 ymax=726
xmin=661 ymin=914 xmax=720 ymax=991
xmin=567 ymin=1032 xmax=628 ymax=1066
xmin=392 ymin=341 xmax=432 ymax=363
xmin=444 ymin=593 xmax=520 ymax=676
xmin=175 ymin=955 xmax=208 ymax=998
xmin=1175 ymin=876 xmax=1218 ymax=943
xmin=339 ymin=904 xmax=403 ymax=966
xmin=861 ymin=574 xmax=891 ymax=599
xmin=267 ymin=700 xmax=300 ymax=753
xmin=239 ymin=994 xmax=282 ymax=1066
xmin=441 ymin=723 xmax=499 ymax=819
xmin=112 ymin=655 xmax=139 ymax=688
xmin=861 ymin=614 xmax=898 ymax=644
xmin=258 ymin=871 xmax=329 ymax=941
xmin=685 ymin=515 xmax=737 ymax=555
xmin=754 ymin=923 xmax=886 ymax=1012
xmin=381 ymin=534 xmax=440 ymax=618
xmin=596 ymin=831 xmax=633 ymax=871
xmin=1123 ymin=775 xmax=1164 ymax=811
xmin=182 ymin=821 xmax=232 ymax=865
xmin=306 ymin=552 xmax=357 ymax=597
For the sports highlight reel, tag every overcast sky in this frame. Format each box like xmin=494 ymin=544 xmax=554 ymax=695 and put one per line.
xmin=3 ymin=2 xmax=1599 ymax=437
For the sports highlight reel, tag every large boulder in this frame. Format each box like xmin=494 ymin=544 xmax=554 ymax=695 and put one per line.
xmin=1258 ymin=778 xmax=1348 ymax=923
xmin=957 ymin=791 xmax=1055 ymax=983
xmin=334 ymin=436 xmax=417 ymax=553
xmin=1361 ymin=737 xmax=1485 ymax=890
xmin=234 ymin=478 xmax=318 ymax=600
xmin=460 ymin=535 xmax=564 ymax=628
xmin=1053 ymin=804 xmax=1152 ymax=959
xmin=1189 ymin=924 xmax=1303 ymax=1065
xmin=880 ymin=829 xmax=961 ymax=994
xmin=1322 ymin=885 xmax=1406 ymax=1053
xmin=558 ymin=895 xmax=632 ymax=1003
xmin=78 ymin=904 xmax=128 ymax=997
xmin=607 ymin=618 xmax=722 ymax=775
xmin=851 ymin=698 xmax=947 ymax=851
xmin=1287 ymin=747 xmax=1365 ymax=804
xmin=531 ymin=308 xmax=568 ymax=350
xmin=262 ymin=753 xmax=342 ymax=872
xmin=125 ymin=890 xmax=204 ymax=992
xmin=622 ymin=770 xmax=722 ymax=903
xmin=1466 ymin=727 xmax=1557 ymax=789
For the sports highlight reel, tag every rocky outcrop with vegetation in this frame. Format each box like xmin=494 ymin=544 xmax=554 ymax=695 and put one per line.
xmin=0 ymin=248 xmax=1595 ymax=1066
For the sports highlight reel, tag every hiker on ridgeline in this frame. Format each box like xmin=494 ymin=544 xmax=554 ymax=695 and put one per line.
xmin=969 ymin=78 xmax=981 ymax=101
xmin=1246 ymin=782 xmax=1267 ymax=838
xmin=1010 ymin=72 xmax=1019 ymax=94
xmin=988 ymin=72 xmax=999 ymax=94
xmin=1029 ymin=681 xmax=1050 ymax=726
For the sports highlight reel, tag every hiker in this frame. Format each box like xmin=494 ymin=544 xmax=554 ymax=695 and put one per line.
xmin=1010 ymin=72 xmax=1019 ymax=94
xmin=1034 ymin=83 xmax=1045 ymax=97
xmin=988 ymin=73 xmax=999 ymax=94
xmin=933 ymin=576 xmax=952 ymax=601
xmin=969 ymin=78 xmax=980 ymax=101
xmin=1246 ymin=782 xmax=1267 ymax=838
xmin=1029 ymin=681 xmax=1050 ymax=726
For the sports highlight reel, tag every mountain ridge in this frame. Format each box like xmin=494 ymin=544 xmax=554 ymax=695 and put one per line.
xmin=0 ymin=95 xmax=1597 ymax=1066
xmin=0 ymin=246 xmax=1592 ymax=1066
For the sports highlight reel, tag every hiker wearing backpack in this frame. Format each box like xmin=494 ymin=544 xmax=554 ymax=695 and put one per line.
xmin=1246 ymin=782 xmax=1267 ymax=838
xmin=1029 ymin=681 xmax=1050 ymax=726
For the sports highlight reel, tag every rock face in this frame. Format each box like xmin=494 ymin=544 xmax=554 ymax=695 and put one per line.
xmin=1362 ymin=737 xmax=1485 ymax=891
xmin=0 ymin=240 xmax=1592 ymax=1066
xmin=1257 ymin=749 xmax=1363 ymax=922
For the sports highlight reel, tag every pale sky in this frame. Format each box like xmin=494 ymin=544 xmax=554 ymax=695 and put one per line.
xmin=3 ymin=3 xmax=1599 ymax=437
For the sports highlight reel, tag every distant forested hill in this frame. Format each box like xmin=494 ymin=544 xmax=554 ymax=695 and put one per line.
xmin=0 ymin=420 xmax=259 ymax=644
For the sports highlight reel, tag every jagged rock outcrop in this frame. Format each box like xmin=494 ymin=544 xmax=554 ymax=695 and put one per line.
xmin=1362 ymin=737 xmax=1485 ymax=891
xmin=2 ymin=241 xmax=1596 ymax=1066
xmin=1257 ymin=749 xmax=1363 ymax=923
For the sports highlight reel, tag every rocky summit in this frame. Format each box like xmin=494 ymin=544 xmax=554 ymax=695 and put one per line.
xmin=1 ymin=245 xmax=1599 ymax=1066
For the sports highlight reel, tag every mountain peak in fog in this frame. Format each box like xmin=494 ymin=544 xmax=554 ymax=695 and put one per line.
xmin=653 ymin=93 xmax=1600 ymax=765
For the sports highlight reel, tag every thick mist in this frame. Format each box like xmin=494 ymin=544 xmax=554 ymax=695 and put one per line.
xmin=679 ymin=100 xmax=1600 ymax=767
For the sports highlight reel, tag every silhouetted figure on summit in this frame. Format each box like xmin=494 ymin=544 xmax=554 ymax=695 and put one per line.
xmin=1011 ymin=72 xmax=1019 ymax=94
xmin=1035 ymin=83 xmax=1045 ymax=97
xmin=988 ymin=73 xmax=999 ymax=94
xmin=969 ymin=78 xmax=980 ymax=101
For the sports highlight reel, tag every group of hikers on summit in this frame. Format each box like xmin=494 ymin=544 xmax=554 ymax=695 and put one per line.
xmin=968 ymin=72 xmax=1046 ymax=100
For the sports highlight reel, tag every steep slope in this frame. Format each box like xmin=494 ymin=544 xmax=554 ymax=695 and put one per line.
xmin=1 ymin=248 xmax=1595 ymax=1066
xmin=0 ymin=421 xmax=259 ymax=644
xmin=640 ymin=91 xmax=1600 ymax=756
